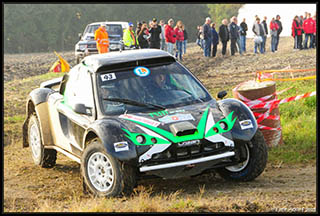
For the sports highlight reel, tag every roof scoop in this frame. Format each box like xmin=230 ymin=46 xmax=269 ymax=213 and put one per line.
xmin=170 ymin=122 xmax=197 ymax=136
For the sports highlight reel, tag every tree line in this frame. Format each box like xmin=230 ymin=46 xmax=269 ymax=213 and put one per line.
xmin=4 ymin=4 xmax=242 ymax=54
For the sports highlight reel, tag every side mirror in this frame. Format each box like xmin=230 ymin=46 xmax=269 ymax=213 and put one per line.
xmin=73 ymin=103 xmax=92 ymax=115
xmin=78 ymin=33 xmax=82 ymax=40
xmin=59 ymin=74 xmax=69 ymax=95
xmin=217 ymin=90 xmax=227 ymax=99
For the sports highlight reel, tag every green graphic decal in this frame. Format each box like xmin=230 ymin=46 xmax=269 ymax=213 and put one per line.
xmin=122 ymin=107 xmax=237 ymax=146
xmin=149 ymin=110 xmax=169 ymax=118
xmin=205 ymin=111 xmax=237 ymax=137
xmin=148 ymin=109 xmax=185 ymax=118
xmin=122 ymin=128 xmax=171 ymax=145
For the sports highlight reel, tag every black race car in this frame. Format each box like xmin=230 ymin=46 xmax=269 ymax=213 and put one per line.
xmin=22 ymin=49 xmax=268 ymax=197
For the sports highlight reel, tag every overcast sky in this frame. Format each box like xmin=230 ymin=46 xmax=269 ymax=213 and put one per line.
xmin=237 ymin=4 xmax=317 ymax=38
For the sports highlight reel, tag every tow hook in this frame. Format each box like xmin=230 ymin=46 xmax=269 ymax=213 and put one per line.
xmin=184 ymin=164 xmax=196 ymax=171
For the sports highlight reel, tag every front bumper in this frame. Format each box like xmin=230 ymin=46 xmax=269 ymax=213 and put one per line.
xmin=139 ymin=151 xmax=234 ymax=172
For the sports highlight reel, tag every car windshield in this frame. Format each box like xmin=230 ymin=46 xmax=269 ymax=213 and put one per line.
xmin=97 ymin=62 xmax=212 ymax=115
xmin=106 ymin=24 xmax=122 ymax=36
xmin=85 ymin=24 xmax=100 ymax=34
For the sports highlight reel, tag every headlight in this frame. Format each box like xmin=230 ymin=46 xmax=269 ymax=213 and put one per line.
xmin=219 ymin=122 xmax=228 ymax=130
xmin=136 ymin=135 xmax=146 ymax=144
xmin=79 ymin=44 xmax=87 ymax=50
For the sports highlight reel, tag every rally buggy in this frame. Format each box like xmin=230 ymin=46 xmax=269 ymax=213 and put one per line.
xmin=23 ymin=49 xmax=268 ymax=197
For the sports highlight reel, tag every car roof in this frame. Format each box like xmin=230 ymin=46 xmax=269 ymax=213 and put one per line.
xmin=88 ymin=21 xmax=128 ymax=26
xmin=105 ymin=21 xmax=128 ymax=25
xmin=88 ymin=22 xmax=104 ymax=26
xmin=83 ymin=49 xmax=175 ymax=72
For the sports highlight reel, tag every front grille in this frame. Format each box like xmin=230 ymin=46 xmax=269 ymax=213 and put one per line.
xmin=87 ymin=44 xmax=96 ymax=48
xmin=141 ymin=139 xmax=232 ymax=166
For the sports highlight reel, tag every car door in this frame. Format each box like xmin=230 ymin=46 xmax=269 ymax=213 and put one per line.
xmin=47 ymin=65 xmax=96 ymax=156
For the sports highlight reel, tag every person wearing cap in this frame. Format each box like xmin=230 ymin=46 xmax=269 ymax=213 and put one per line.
xmin=149 ymin=18 xmax=162 ymax=49
xmin=123 ymin=22 xmax=139 ymax=49
xmin=94 ymin=23 xmax=109 ymax=54
xmin=165 ymin=18 xmax=176 ymax=55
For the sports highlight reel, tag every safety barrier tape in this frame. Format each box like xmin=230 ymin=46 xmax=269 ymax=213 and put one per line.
xmin=258 ymin=75 xmax=316 ymax=82
xmin=256 ymin=68 xmax=316 ymax=82
xmin=250 ymin=91 xmax=316 ymax=109
xmin=233 ymin=85 xmax=316 ymax=130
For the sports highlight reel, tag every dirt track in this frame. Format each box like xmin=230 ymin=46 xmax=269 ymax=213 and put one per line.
xmin=3 ymin=37 xmax=317 ymax=212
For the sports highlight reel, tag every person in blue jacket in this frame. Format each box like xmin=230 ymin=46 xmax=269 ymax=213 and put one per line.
xmin=211 ymin=23 xmax=219 ymax=57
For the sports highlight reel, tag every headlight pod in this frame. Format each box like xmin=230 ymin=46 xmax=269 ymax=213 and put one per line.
xmin=219 ymin=121 xmax=228 ymax=130
xmin=135 ymin=135 xmax=158 ymax=145
xmin=122 ymin=128 xmax=170 ymax=146
xmin=205 ymin=112 xmax=237 ymax=138
xmin=79 ymin=44 xmax=87 ymax=50
xmin=211 ymin=120 xmax=228 ymax=134
xmin=136 ymin=135 xmax=146 ymax=144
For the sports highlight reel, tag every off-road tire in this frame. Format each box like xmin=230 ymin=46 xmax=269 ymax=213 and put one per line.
xmin=28 ymin=114 xmax=57 ymax=168
xmin=81 ymin=138 xmax=136 ymax=197
xmin=217 ymin=129 xmax=268 ymax=181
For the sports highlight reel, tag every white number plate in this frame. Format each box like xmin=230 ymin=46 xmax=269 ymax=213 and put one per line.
xmin=101 ymin=73 xmax=116 ymax=81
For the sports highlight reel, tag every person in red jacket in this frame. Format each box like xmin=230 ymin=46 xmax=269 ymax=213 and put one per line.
xmin=174 ymin=20 xmax=185 ymax=61
xmin=292 ymin=15 xmax=303 ymax=50
xmin=302 ymin=13 xmax=316 ymax=49
xmin=312 ymin=14 xmax=316 ymax=48
xmin=165 ymin=18 xmax=176 ymax=55
xmin=270 ymin=17 xmax=279 ymax=52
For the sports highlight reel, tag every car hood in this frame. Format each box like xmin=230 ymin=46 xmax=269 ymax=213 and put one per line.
xmin=113 ymin=100 xmax=237 ymax=146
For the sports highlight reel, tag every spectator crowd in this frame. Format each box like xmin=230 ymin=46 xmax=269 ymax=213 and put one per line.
xmin=195 ymin=12 xmax=316 ymax=57
xmin=118 ymin=12 xmax=316 ymax=60
xmin=122 ymin=18 xmax=188 ymax=61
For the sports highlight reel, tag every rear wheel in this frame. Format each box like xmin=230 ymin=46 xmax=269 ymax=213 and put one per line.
xmin=81 ymin=138 xmax=136 ymax=197
xmin=28 ymin=114 xmax=57 ymax=168
xmin=217 ymin=130 xmax=268 ymax=181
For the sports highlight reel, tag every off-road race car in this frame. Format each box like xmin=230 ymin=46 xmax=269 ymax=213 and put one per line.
xmin=23 ymin=49 xmax=268 ymax=197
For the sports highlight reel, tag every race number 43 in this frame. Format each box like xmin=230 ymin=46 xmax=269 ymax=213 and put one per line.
xmin=101 ymin=73 xmax=116 ymax=81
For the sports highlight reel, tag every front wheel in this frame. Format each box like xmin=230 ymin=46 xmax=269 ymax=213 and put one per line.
xmin=81 ymin=139 xmax=136 ymax=197
xmin=28 ymin=114 xmax=57 ymax=168
xmin=217 ymin=129 xmax=268 ymax=181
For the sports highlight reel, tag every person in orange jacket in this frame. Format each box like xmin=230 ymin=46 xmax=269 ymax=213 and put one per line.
xmin=95 ymin=23 xmax=109 ymax=54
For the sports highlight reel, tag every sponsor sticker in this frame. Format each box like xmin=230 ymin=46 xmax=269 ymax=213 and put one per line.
xmin=134 ymin=66 xmax=150 ymax=77
xmin=239 ymin=119 xmax=254 ymax=130
xmin=119 ymin=114 xmax=160 ymax=127
xmin=101 ymin=73 xmax=116 ymax=81
xmin=149 ymin=109 xmax=186 ymax=118
xmin=114 ymin=141 xmax=129 ymax=152
xmin=158 ymin=113 xmax=194 ymax=124
xmin=177 ymin=139 xmax=200 ymax=147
